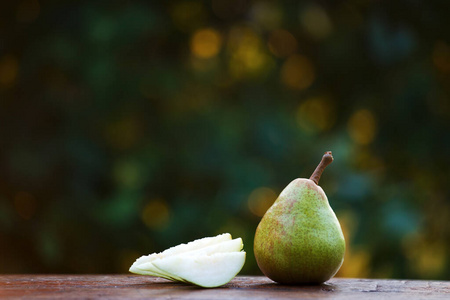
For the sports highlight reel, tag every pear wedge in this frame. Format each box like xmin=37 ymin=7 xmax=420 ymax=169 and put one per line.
xmin=132 ymin=237 xmax=243 ymax=281
xmin=152 ymin=251 xmax=246 ymax=288
xmin=129 ymin=233 xmax=231 ymax=280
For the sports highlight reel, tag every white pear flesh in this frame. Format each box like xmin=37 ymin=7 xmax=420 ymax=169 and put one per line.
xmin=153 ymin=251 xmax=246 ymax=288
xmin=132 ymin=237 xmax=243 ymax=282
xmin=184 ymin=237 xmax=243 ymax=255
xmin=129 ymin=233 xmax=232 ymax=279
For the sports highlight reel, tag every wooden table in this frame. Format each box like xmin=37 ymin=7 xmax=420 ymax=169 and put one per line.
xmin=0 ymin=275 xmax=449 ymax=299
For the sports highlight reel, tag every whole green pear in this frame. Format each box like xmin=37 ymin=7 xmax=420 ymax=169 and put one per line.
xmin=254 ymin=151 xmax=345 ymax=284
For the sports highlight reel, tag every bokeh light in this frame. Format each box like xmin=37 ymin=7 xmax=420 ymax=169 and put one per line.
xmin=347 ymin=109 xmax=378 ymax=145
xmin=299 ymin=3 xmax=333 ymax=40
xmin=337 ymin=211 xmax=372 ymax=278
xmin=281 ymin=54 xmax=315 ymax=90
xmin=247 ymin=187 xmax=277 ymax=217
xmin=141 ymin=198 xmax=171 ymax=231
xmin=227 ymin=25 xmax=273 ymax=80
xmin=432 ymin=41 xmax=450 ymax=73
xmin=0 ymin=55 xmax=19 ymax=88
xmin=403 ymin=235 xmax=448 ymax=278
xmin=250 ymin=1 xmax=283 ymax=30
xmin=296 ymin=96 xmax=336 ymax=134
xmin=190 ymin=28 xmax=222 ymax=59
xmin=267 ymin=29 xmax=298 ymax=58
xmin=113 ymin=160 xmax=143 ymax=189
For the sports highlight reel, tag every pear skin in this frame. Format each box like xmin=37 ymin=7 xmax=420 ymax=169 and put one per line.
xmin=253 ymin=152 xmax=345 ymax=284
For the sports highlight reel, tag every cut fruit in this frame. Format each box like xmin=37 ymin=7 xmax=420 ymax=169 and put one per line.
xmin=133 ymin=238 xmax=243 ymax=281
xmin=129 ymin=233 xmax=246 ymax=287
xmin=153 ymin=252 xmax=246 ymax=288
xmin=129 ymin=233 xmax=231 ymax=279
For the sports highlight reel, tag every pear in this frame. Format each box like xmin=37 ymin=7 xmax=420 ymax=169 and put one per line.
xmin=253 ymin=151 xmax=345 ymax=284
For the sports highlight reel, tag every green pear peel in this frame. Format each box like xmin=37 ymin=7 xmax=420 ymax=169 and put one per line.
xmin=254 ymin=151 xmax=345 ymax=284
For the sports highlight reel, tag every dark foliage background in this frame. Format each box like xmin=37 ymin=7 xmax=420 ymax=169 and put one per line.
xmin=0 ymin=0 xmax=449 ymax=280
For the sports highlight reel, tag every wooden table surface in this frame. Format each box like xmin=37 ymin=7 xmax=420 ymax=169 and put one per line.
xmin=0 ymin=275 xmax=449 ymax=299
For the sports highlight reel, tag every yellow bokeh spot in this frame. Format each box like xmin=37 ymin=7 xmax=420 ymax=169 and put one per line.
xmin=248 ymin=187 xmax=277 ymax=217
xmin=141 ymin=198 xmax=170 ymax=230
xmin=432 ymin=41 xmax=450 ymax=73
xmin=281 ymin=54 xmax=315 ymax=90
xmin=0 ymin=55 xmax=19 ymax=88
xmin=296 ymin=96 xmax=335 ymax=134
xmin=403 ymin=235 xmax=447 ymax=278
xmin=191 ymin=28 xmax=222 ymax=59
xmin=227 ymin=26 xmax=273 ymax=80
xmin=336 ymin=210 xmax=371 ymax=278
xmin=338 ymin=246 xmax=371 ymax=278
xmin=267 ymin=29 xmax=298 ymax=58
xmin=347 ymin=109 xmax=377 ymax=145
xmin=414 ymin=245 xmax=447 ymax=277
xmin=299 ymin=4 xmax=333 ymax=40
xmin=337 ymin=210 xmax=357 ymax=242
xmin=113 ymin=160 xmax=142 ymax=188
xmin=250 ymin=1 xmax=283 ymax=30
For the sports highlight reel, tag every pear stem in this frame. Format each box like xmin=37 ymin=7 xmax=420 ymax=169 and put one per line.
xmin=310 ymin=151 xmax=333 ymax=185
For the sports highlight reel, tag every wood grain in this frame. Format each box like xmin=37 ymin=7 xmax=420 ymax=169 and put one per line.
xmin=0 ymin=275 xmax=448 ymax=299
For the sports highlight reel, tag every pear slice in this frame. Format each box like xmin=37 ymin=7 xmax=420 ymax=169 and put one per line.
xmin=132 ymin=237 xmax=243 ymax=281
xmin=129 ymin=233 xmax=232 ymax=280
xmin=152 ymin=251 xmax=246 ymax=288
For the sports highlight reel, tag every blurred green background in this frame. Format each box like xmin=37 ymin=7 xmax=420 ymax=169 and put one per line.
xmin=0 ymin=0 xmax=449 ymax=280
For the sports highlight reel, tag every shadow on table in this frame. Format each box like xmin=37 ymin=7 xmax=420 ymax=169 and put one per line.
xmin=235 ymin=281 xmax=337 ymax=292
